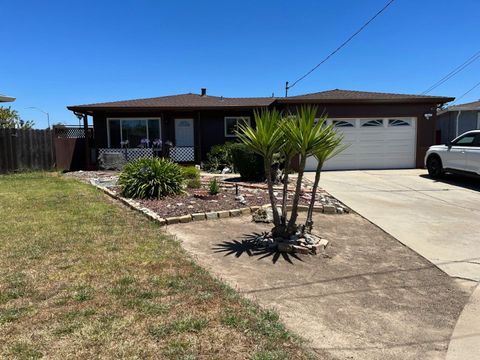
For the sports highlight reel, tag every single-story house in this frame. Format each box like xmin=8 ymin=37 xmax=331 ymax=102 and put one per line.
xmin=0 ymin=94 xmax=15 ymax=102
xmin=436 ymin=100 xmax=480 ymax=144
xmin=67 ymin=89 xmax=453 ymax=171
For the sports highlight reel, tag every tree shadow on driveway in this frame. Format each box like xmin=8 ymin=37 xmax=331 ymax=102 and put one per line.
xmin=420 ymin=173 xmax=480 ymax=192
xmin=212 ymin=232 xmax=305 ymax=264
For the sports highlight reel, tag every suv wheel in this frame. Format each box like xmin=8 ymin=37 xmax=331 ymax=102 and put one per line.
xmin=427 ymin=155 xmax=444 ymax=178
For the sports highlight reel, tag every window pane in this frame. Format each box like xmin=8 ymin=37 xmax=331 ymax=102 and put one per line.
xmin=361 ymin=119 xmax=384 ymax=127
xmin=388 ymin=119 xmax=411 ymax=127
xmin=109 ymin=120 xmax=121 ymax=147
xmin=122 ymin=120 xmax=147 ymax=147
xmin=225 ymin=118 xmax=237 ymax=136
xmin=148 ymin=119 xmax=160 ymax=142
xmin=333 ymin=120 xmax=354 ymax=127
xmin=455 ymin=135 xmax=475 ymax=146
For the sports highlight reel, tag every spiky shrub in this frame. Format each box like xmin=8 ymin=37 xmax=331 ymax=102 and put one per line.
xmin=182 ymin=166 xmax=201 ymax=189
xmin=209 ymin=178 xmax=220 ymax=195
xmin=119 ymin=157 xmax=184 ymax=199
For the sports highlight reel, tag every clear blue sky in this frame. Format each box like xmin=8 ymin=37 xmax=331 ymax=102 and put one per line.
xmin=1 ymin=0 xmax=479 ymax=128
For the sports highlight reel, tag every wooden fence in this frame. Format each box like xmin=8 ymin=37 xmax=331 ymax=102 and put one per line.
xmin=0 ymin=128 xmax=55 ymax=173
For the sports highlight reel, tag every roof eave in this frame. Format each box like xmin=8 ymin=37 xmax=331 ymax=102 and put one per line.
xmin=277 ymin=97 xmax=455 ymax=104
xmin=0 ymin=95 xmax=16 ymax=102
xmin=67 ymin=104 xmax=274 ymax=114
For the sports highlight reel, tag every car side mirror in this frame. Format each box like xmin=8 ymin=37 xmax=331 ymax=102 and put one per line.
xmin=447 ymin=141 xmax=452 ymax=149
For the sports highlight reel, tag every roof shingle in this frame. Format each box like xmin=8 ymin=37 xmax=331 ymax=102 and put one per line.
xmin=278 ymin=89 xmax=454 ymax=103
xmin=67 ymin=89 xmax=454 ymax=113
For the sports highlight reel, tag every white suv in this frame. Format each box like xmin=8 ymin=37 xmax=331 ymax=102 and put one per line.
xmin=425 ymin=130 xmax=480 ymax=178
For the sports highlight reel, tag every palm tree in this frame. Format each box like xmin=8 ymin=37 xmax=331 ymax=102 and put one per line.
xmin=238 ymin=105 xmax=346 ymax=245
xmin=237 ymin=108 xmax=285 ymax=229
xmin=304 ymin=127 xmax=347 ymax=233
xmin=283 ymin=106 xmax=330 ymax=236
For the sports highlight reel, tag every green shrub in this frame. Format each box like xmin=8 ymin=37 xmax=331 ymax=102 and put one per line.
xmin=230 ymin=143 xmax=265 ymax=181
xmin=204 ymin=142 xmax=235 ymax=172
xmin=119 ymin=157 xmax=184 ymax=199
xmin=182 ymin=166 xmax=201 ymax=189
xmin=209 ymin=178 xmax=220 ymax=195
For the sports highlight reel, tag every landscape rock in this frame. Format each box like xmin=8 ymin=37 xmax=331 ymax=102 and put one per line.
xmin=292 ymin=245 xmax=310 ymax=255
xmin=218 ymin=210 xmax=230 ymax=219
xmin=205 ymin=212 xmax=218 ymax=220
xmin=277 ymin=243 xmax=294 ymax=253
xmin=323 ymin=205 xmax=336 ymax=214
xmin=192 ymin=213 xmax=206 ymax=221
xmin=229 ymin=209 xmax=241 ymax=217
xmin=178 ymin=215 xmax=192 ymax=223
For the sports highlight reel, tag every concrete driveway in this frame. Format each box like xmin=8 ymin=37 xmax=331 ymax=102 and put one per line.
xmin=306 ymin=169 xmax=480 ymax=281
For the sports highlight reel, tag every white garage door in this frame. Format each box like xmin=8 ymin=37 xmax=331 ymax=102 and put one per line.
xmin=305 ymin=117 xmax=417 ymax=171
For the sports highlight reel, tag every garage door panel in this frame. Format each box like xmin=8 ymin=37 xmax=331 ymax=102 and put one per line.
xmin=308 ymin=117 xmax=416 ymax=171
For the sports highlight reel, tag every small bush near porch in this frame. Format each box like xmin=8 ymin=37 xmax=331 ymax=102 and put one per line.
xmin=0 ymin=173 xmax=310 ymax=359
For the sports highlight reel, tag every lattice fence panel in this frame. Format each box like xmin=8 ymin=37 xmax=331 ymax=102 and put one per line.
xmin=169 ymin=147 xmax=195 ymax=162
xmin=54 ymin=127 xmax=92 ymax=139
xmin=98 ymin=148 xmax=154 ymax=161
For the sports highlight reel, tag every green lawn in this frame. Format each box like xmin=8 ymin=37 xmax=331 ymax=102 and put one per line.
xmin=0 ymin=173 xmax=311 ymax=359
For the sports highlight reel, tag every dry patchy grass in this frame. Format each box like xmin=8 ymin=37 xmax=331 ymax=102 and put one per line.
xmin=0 ymin=173 xmax=312 ymax=359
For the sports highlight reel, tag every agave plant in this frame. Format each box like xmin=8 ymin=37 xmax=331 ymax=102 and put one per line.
xmin=119 ymin=157 xmax=184 ymax=199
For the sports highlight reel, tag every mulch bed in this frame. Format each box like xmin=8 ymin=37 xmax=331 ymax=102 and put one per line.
xmin=135 ymin=187 xmax=309 ymax=218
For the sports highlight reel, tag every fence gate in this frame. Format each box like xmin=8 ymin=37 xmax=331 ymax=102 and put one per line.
xmin=53 ymin=126 xmax=94 ymax=171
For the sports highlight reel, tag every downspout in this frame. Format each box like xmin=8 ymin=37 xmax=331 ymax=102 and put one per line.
xmin=455 ymin=110 xmax=462 ymax=137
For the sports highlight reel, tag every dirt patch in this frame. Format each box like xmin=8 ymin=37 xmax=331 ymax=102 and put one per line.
xmin=169 ymin=214 xmax=473 ymax=360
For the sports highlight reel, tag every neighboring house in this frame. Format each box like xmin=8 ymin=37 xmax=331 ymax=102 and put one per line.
xmin=0 ymin=94 xmax=15 ymax=102
xmin=437 ymin=100 xmax=480 ymax=144
xmin=67 ymin=89 xmax=453 ymax=171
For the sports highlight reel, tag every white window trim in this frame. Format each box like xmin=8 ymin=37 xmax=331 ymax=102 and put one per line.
xmin=224 ymin=116 xmax=251 ymax=137
xmin=107 ymin=117 xmax=161 ymax=148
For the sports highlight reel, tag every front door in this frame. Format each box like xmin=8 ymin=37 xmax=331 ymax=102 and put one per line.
xmin=172 ymin=118 xmax=194 ymax=162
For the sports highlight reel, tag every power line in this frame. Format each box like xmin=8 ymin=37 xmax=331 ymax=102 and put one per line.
xmin=451 ymin=80 xmax=480 ymax=105
xmin=422 ymin=50 xmax=480 ymax=94
xmin=285 ymin=0 xmax=396 ymax=95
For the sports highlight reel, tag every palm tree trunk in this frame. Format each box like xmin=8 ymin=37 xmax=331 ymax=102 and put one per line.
xmin=265 ymin=161 xmax=281 ymax=227
xmin=280 ymin=155 xmax=291 ymax=227
xmin=287 ymin=155 xmax=306 ymax=235
xmin=305 ymin=162 xmax=322 ymax=233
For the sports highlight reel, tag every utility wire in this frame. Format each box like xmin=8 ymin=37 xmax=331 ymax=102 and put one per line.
xmin=451 ymin=80 xmax=480 ymax=105
xmin=286 ymin=0 xmax=396 ymax=94
xmin=422 ymin=50 xmax=480 ymax=94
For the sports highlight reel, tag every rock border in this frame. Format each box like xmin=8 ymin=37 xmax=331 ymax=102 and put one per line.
xmin=90 ymin=180 xmax=346 ymax=228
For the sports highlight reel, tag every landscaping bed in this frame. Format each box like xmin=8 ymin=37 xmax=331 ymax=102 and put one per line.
xmin=66 ymin=171 xmax=349 ymax=221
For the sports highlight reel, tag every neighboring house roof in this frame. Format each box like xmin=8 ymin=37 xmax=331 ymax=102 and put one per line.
xmin=68 ymin=93 xmax=276 ymax=113
xmin=68 ymin=89 xmax=454 ymax=114
xmin=0 ymin=94 xmax=16 ymax=102
xmin=438 ymin=100 xmax=480 ymax=114
xmin=278 ymin=89 xmax=454 ymax=104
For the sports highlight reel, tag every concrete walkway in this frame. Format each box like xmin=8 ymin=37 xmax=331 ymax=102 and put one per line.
xmin=306 ymin=169 xmax=480 ymax=282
